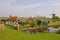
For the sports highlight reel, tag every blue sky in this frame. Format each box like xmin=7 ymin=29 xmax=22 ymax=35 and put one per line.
xmin=0 ymin=0 xmax=60 ymax=17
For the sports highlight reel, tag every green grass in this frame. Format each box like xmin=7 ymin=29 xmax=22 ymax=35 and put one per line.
xmin=0 ymin=25 xmax=60 ymax=40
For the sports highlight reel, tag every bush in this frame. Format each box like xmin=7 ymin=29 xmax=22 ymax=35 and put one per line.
xmin=48 ymin=22 xmax=60 ymax=28
xmin=57 ymin=30 xmax=60 ymax=34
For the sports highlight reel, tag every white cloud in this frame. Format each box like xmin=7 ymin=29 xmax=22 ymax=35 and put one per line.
xmin=10 ymin=2 xmax=47 ymax=10
xmin=0 ymin=0 xmax=48 ymax=17
xmin=0 ymin=0 xmax=60 ymax=17
xmin=51 ymin=1 xmax=60 ymax=12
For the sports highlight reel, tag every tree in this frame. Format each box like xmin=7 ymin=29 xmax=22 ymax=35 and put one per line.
xmin=54 ymin=16 xmax=60 ymax=20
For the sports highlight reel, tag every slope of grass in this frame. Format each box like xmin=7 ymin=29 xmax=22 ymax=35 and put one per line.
xmin=0 ymin=25 xmax=60 ymax=40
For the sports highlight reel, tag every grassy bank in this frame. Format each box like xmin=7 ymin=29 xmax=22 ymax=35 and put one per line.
xmin=0 ymin=25 xmax=60 ymax=40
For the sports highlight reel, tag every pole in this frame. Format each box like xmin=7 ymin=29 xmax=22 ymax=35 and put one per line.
xmin=3 ymin=24 xmax=4 ymax=32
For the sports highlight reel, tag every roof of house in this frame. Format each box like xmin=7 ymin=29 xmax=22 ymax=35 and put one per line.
xmin=9 ymin=16 xmax=17 ymax=20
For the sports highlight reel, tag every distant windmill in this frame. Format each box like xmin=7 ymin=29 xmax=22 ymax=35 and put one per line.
xmin=50 ymin=10 xmax=56 ymax=19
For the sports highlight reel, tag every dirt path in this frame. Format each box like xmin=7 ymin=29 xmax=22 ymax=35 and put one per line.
xmin=0 ymin=24 xmax=4 ymax=29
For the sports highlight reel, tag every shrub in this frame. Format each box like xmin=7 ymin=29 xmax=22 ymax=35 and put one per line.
xmin=48 ymin=22 xmax=60 ymax=28
xmin=57 ymin=30 xmax=60 ymax=34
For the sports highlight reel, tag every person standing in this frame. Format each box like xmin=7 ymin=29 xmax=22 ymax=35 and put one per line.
xmin=15 ymin=23 xmax=19 ymax=30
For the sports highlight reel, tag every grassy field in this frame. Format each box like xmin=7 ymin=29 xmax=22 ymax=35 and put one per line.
xmin=0 ymin=25 xmax=60 ymax=40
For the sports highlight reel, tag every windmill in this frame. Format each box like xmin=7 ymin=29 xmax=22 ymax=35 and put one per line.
xmin=50 ymin=10 xmax=56 ymax=19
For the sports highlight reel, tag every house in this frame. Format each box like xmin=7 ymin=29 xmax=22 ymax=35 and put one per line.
xmin=9 ymin=15 xmax=17 ymax=20
xmin=1 ymin=19 xmax=8 ymax=24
